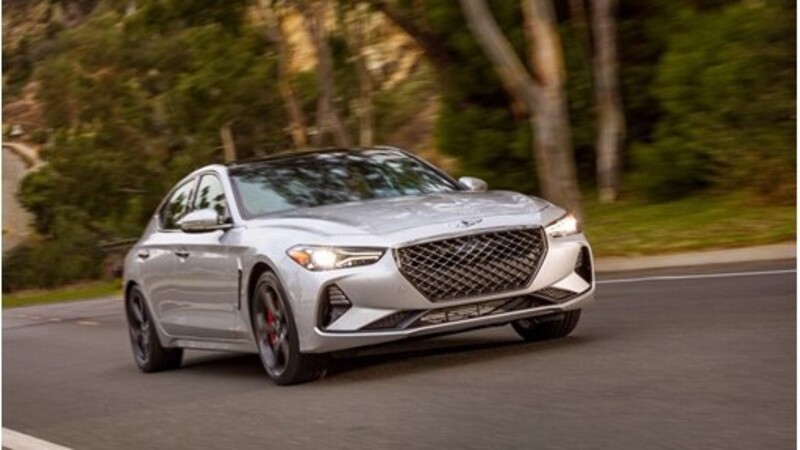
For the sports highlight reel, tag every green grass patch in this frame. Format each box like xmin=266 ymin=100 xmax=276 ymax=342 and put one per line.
xmin=3 ymin=279 xmax=122 ymax=309
xmin=584 ymin=194 xmax=796 ymax=257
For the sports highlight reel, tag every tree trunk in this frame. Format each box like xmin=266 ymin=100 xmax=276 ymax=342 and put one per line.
xmin=263 ymin=1 xmax=308 ymax=149
xmin=459 ymin=0 xmax=542 ymax=110
xmin=348 ymin=6 xmax=375 ymax=147
xmin=356 ymin=51 xmax=374 ymax=147
xmin=523 ymin=0 xmax=582 ymax=217
xmin=460 ymin=0 xmax=582 ymax=218
xmin=291 ymin=0 xmax=352 ymax=148
xmin=220 ymin=121 xmax=237 ymax=162
xmin=592 ymin=0 xmax=625 ymax=203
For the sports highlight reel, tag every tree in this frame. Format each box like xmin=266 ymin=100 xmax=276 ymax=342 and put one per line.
xmin=591 ymin=0 xmax=625 ymax=202
xmin=262 ymin=0 xmax=309 ymax=149
xmin=342 ymin=3 xmax=375 ymax=146
xmin=289 ymin=0 xmax=352 ymax=147
xmin=460 ymin=0 xmax=582 ymax=217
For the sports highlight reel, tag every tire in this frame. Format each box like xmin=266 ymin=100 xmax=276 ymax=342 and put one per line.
xmin=250 ymin=271 xmax=327 ymax=385
xmin=512 ymin=310 xmax=581 ymax=342
xmin=125 ymin=285 xmax=183 ymax=372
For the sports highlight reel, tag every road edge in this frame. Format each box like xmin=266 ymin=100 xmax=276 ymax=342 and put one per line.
xmin=595 ymin=242 xmax=796 ymax=273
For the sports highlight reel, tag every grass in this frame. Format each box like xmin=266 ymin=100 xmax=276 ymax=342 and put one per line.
xmin=3 ymin=279 xmax=121 ymax=309
xmin=584 ymin=194 xmax=796 ymax=257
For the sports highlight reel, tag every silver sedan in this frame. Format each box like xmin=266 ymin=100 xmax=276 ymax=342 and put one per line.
xmin=123 ymin=147 xmax=595 ymax=384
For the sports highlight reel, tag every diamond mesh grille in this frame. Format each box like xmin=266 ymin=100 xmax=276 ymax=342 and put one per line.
xmin=395 ymin=227 xmax=547 ymax=302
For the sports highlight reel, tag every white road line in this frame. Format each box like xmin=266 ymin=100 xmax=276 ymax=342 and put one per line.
xmin=598 ymin=269 xmax=796 ymax=285
xmin=76 ymin=320 xmax=99 ymax=326
xmin=3 ymin=428 xmax=72 ymax=450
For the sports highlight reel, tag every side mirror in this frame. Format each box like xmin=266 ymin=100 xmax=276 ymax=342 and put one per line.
xmin=459 ymin=176 xmax=488 ymax=192
xmin=179 ymin=209 xmax=232 ymax=233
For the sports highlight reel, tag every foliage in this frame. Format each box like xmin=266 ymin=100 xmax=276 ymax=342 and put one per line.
xmin=3 ymin=208 xmax=105 ymax=292
xmin=6 ymin=3 xmax=284 ymax=290
xmin=630 ymin=0 xmax=796 ymax=202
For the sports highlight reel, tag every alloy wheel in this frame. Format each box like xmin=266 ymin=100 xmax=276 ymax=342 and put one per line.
xmin=254 ymin=284 xmax=290 ymax=378
xmin=127 ymin=291 xmax=150 ymax=364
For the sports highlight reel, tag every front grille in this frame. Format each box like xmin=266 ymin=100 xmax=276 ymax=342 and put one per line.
xmin=395 ymin=227 xmax=547 ymax=302
xmin=409 ymin=295 xmax=554 ymax=328
xmin=360 ymin=295 xmax=555 ymax=331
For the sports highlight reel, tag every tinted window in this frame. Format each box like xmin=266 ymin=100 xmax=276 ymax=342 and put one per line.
xmin=160 ymin=179 xmax=196 ymax=229
xmin=230 ymin=150 xmax=459 ymax=217
xmin=194 ymin=174 xmax=230 ymax=221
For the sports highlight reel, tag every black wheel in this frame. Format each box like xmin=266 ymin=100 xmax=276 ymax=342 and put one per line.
xmin=251 ymin=272 xmax=327 ymax=385
xmin=512 ymin=310 xmax=582 ymax=342
xmin=125 ymin=286 xmax=183 ymax=372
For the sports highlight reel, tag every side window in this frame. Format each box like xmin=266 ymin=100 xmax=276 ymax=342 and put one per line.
xmin=159 ymin=179 xmax=196 ymax=230
xmin=194 ymin=174 xmax=230 ymax=222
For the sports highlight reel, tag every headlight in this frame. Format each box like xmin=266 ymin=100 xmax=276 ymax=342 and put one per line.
xmin=287 ymin=245 xmax=386 ymax=271
xmin=545 ymin=213 xmax=580 ymax=238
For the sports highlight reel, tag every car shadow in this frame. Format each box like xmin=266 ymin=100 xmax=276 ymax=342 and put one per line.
xmin=322 ymin=333 xmax=592 ymax=384
xmin=177 ymin=330 xmax=595 ymax=384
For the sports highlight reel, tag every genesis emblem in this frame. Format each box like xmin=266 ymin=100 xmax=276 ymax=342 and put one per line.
xmin=457 ymin=218 xmax=483 ymax=229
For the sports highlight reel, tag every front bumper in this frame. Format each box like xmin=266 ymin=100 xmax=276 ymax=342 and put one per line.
xmin=281 ymin=233 xmax=594 ymax=353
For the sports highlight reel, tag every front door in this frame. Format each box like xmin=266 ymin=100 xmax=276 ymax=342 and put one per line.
xmin=168 ymin=173 xmax=240 ymax=339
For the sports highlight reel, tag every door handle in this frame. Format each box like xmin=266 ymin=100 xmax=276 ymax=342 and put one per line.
xmin=175 ymin=250 xmax=190 ymax=259
xmin=137 ymin=249 xmax=150 ymax=260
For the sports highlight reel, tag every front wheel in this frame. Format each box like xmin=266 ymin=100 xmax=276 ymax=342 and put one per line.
xmin=512 ymin=310 xmax=581 ymax=342
xmin=125 ymin=286 xmax=183 ymax=372
xmin=251 ymin=272 xmax=327 ymax=385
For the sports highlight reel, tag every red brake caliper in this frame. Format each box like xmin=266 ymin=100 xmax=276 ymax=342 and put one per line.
xmin=266 ymin=309 xmax=276 ymax=345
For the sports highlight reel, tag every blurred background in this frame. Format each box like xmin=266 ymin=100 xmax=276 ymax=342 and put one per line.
xmin=1 ymin=0 xmax=796 ymax=297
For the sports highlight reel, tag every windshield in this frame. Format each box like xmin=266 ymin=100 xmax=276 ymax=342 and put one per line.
xmin=229 ymin=150 xmax=461 ymax=218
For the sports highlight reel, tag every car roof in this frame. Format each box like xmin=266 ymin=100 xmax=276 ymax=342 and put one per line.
xmin=224 ymin=146 xmax=404 ymax=169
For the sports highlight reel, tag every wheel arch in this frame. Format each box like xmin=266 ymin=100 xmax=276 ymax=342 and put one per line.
xmin=124 ymin=280 xmax=138 ymax=300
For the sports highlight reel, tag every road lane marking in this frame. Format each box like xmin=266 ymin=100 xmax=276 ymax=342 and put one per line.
xmin=76 ymin=321 xmax=99 ymax=326
xmin=598 ymin=269 xmax=796 ymax=285
xmin=3 ymin=428 xmax=72 ymax=450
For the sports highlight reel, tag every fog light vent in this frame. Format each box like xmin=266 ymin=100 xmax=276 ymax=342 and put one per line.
xmin=320 ymin=285 xmax=352 ymax=328
xmin=362 ymin=311 xmax=415 ymax=330
xmin=575 ymin=246 xmax=593 ymax=283
xmin=534 ymin=287 xmax=575 ymax=302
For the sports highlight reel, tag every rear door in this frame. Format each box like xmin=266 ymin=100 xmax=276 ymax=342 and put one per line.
xmin=140 ymin=177 xmax=198 ymax=334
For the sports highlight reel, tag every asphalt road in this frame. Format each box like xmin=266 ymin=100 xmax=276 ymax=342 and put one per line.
xmin=3 ymin=261 xmax=796 ymax=449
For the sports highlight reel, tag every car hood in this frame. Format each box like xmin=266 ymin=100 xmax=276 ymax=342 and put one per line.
xmin=246 ymin=191 xmax=552 ymax=237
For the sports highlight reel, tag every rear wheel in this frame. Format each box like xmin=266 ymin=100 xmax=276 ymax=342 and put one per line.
xmin=125 ymin=286 xmax=183 ymax=372
xmin=512 ymin=310 xmax=581 ymax=342
xmin=251 ymin=272 xmax=327 ymax=385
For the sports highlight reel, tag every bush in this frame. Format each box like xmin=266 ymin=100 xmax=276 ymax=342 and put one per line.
xmin=2 ymin=210 xmax=105 ymax=292
xmin=632 ymin=1 xmax=796 ymax=202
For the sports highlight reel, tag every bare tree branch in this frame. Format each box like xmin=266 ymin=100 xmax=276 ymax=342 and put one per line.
xmin=360 ymin=0 xmax=455 ymax=72
xmin=459 ymin=0 xmax=542 ymax=112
